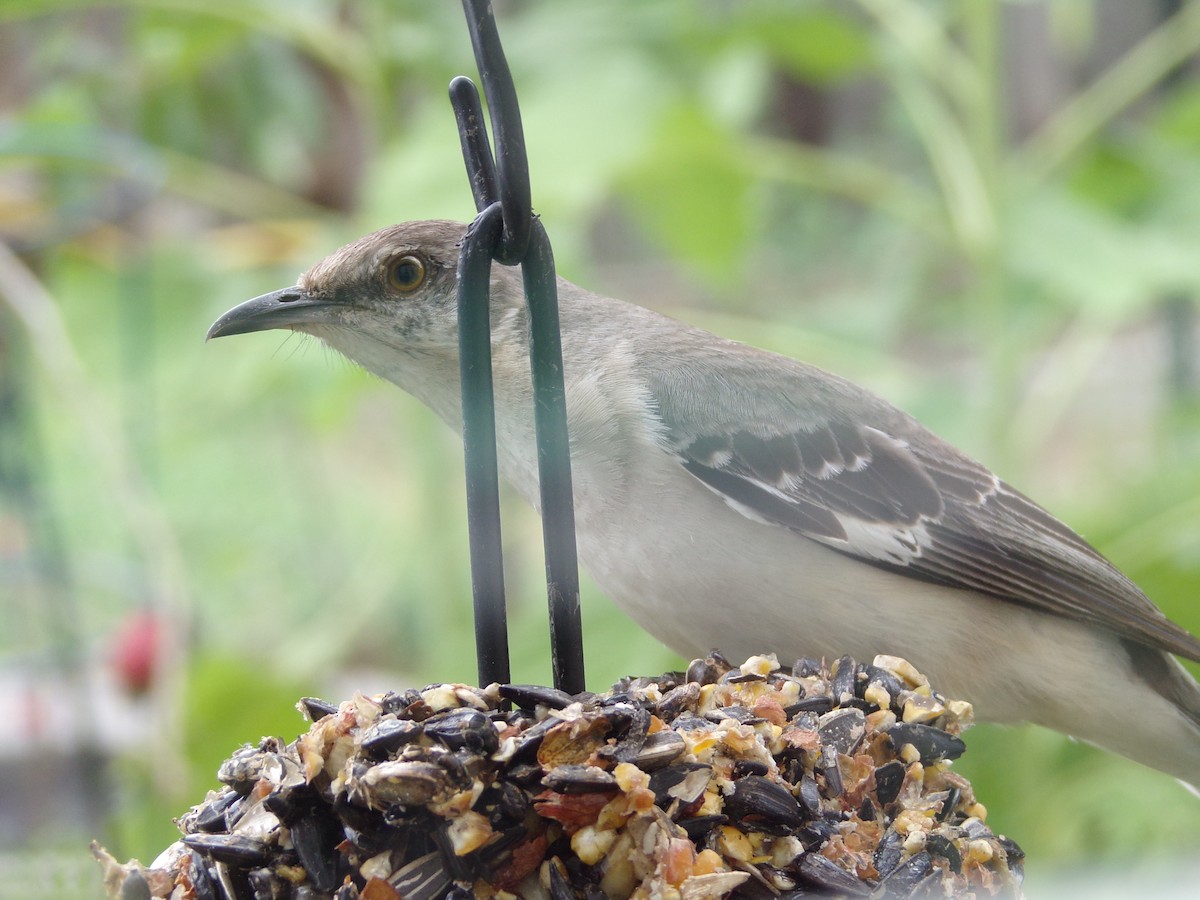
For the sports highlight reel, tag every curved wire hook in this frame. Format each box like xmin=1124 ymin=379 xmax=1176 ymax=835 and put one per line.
xmin=449 ymin=76 xmax=499 ymax=215
xmin=450 ymin=0 xmax=585 ymax=694
xmin=457 ymin=0 xmax=531 ymax=265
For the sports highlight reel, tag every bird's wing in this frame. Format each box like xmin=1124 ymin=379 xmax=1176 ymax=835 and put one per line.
xmin=644 ymin=350 xmax=1200 ymax=662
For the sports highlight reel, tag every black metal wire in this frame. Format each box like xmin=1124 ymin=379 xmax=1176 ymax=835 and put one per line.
xmin=449 ymin=77 xmax=499 ymax=214
xmin=451 ymin=0 xmax=585 ymax=694
xmin=455 ymin=204 xmax=511 ymax=689
xmin=459 ymin=0 xmax=531 ymax=266
xmin=521 ymin=220 xmax=584 ymax=692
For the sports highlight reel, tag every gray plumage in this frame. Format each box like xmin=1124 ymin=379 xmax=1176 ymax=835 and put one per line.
xmin=208 ymin=220 xmax=1200 ymax=786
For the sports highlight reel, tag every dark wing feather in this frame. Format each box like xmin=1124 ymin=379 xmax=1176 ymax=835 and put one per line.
xmin=670 ymin=417 xmax=1200 ymax=663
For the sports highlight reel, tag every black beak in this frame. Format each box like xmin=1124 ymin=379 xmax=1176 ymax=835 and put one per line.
xmin=206 ymin=287 xmax=335 ymax=340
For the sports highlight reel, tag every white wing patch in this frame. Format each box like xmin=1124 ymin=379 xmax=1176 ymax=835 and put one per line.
xmin=813 ymin=515 xmax=931 ymax=565
xmin=684 ymin=451 xmax=934 ymax=566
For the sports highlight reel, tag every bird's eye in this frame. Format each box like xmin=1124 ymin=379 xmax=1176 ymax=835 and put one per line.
xmin=387 ymin=255 xmax=426 ymax=293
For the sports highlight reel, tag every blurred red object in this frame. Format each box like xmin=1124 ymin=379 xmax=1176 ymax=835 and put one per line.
xmin=111 ymin=610 xmax=163 ymax=695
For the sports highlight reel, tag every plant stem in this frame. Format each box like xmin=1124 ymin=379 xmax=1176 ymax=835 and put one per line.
xmin=1018 ymin=1 xmax=1200 ymax=181
xmin=960 ymin=0 xmax=1013 ymax=464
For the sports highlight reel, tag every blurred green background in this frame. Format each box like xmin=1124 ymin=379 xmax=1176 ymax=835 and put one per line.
xmin=2 ymin=0 xmax=1200 ymax=895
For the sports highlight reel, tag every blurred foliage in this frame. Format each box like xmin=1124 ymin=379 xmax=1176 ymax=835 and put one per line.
xmin=2 ymin=0 xmax=1200 ymax=889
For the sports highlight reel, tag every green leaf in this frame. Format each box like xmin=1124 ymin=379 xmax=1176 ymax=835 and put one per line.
xmin=1066 ymin=141 xmax=1159 ymax=217
xmin=1153 ymin=80 xmax=1200 ymax=153
xmin=617 ymin=106 xmax=754 ymax=286
xmin=1009 ymin=188 xmax=1200 ymax=320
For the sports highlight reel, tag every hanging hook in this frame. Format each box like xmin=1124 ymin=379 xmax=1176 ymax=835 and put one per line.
xmin=457 ymin=0 xmax=532 ymax=265
xmin=449 ymin=0 xmax=585 ymax=694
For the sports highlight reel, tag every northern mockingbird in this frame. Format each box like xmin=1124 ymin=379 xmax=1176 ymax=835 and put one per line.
xmin=209 ymin=220 xmax=1200 ymax=786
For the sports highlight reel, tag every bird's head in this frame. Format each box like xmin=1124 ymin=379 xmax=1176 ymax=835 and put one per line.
xmin=208 ymin=219 xmax=526 ymax=367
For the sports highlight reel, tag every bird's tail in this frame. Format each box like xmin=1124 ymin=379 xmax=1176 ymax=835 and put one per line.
xmin=1122 ymin=639 xmax=1200 ymax=790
